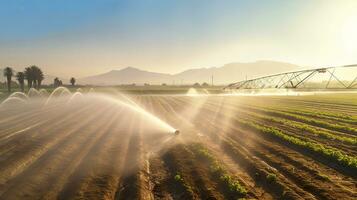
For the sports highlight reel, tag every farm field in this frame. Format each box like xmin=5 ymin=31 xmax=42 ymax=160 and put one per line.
xmin=0 ymin=91 xmax=356 ymax=200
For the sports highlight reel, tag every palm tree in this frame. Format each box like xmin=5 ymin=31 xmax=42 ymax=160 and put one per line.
xmin=31 ymin=66 xmax=39 ymax=88
xmin=70 ymin=77 xmax=76 ymax=86
xmin=25 ymin=65 xmax=44 ymax=89
xmin=3 ymin=67 xmax=13 ymax=93
xmin=54 ymin=77 xmax=60 ymax=87
xmin=37 ymin=69 xmax=44 ymax=89
xmin=16 ymin=72 xmax=25 ymax=92
xmin=24 ymin=67 xmax=34 ymax=89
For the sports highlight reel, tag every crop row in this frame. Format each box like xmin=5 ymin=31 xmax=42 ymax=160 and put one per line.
xmin=173 ymin=173 xmax=195 ymax=197
xmin=237 ymin=119 xmax=357 ymax=170
xmin=276 ymin=108 xmax=357 ymax=125
xmin=204 ymin=100 xmax=356 ymax=135
xmin=203 ymin=100 xmax=357 ymax=145
xmin=245 ymin=106 xmax=357 ymax=135
xmin=191 ymin=144 xmax=247 ymax=197
xmin=242 ymin=110 xmax=357 ymax=145
xmin=259 ymin=103 xmax=356 ymax=120
xmin=215 ymin=135 xmax=300 ymax=199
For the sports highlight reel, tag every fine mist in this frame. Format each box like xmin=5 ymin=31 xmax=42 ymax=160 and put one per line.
xmin=0 ymin=87 xmax=181 ymax=199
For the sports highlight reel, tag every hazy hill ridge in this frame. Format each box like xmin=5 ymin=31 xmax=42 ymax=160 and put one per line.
xmin=78 ymin=61 xmax=300 ymax=85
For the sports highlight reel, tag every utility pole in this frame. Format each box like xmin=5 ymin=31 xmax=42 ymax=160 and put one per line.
xmin=211 ymin=75 xmax=214 ymax=86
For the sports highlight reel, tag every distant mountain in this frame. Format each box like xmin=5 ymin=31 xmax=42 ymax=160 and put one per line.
xmin=175 ymin=61 xmax=301 ymax=84
xmin=78 ymin=61 xmax=300 ymax=85
xmin=80 ymin=67 xmax=172 ymax=85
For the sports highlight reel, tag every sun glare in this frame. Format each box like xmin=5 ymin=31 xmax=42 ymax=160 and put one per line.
xmin=1 ymin=1 xmax=357 ymax=199
xmin=341 ymin=14 xmax=357 ymax=53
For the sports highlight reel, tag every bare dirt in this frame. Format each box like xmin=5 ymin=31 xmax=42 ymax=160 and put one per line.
xmin=0 ymin=93 xmax=356 ymax=200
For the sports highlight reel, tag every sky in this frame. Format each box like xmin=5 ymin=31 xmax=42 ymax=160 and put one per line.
xmin=0 ymin=0 xmax=357 ymax=78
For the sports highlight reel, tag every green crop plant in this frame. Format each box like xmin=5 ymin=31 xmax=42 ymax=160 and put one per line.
xmin=174 ymin=173 xmax=184 ymax=182
xmin=237 ymin=120 xmax=357 ymax=170
xmin=192 ymin=144 xmax=247 ymax=197
xmin=173 ymin=172 xmax=195 ymax=197
xmin=266 ymin=173 xmax=277 ymax=183
xmin=246 ymin=111 xmax=357 ymax=145
xmin=284 ymin=109 xmax=357 ymax=125
xmin=246 ymin=106 xmax=357 ymax=134
xmin=259 ymin=105 xmax=357 ymax=123
xmin=220 ymin=174 xmax=247 ymax=195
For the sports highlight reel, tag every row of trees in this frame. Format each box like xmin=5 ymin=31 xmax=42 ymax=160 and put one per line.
xmin=53 ymin=77 xmax=76 ymax=87
xmin=3 ymin=66 xmax=77 ymax=93
xmin=3 ymin=66 xmax=44 ymax=93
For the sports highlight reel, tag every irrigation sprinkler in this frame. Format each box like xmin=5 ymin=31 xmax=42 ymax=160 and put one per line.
xmin=224 ymin=64 xmax=357 ymax=90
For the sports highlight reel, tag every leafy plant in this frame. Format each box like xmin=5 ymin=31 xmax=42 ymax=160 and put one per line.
xmin=174 ymin=173 xmax=183 ymax=182
xmin=266 ymin=173 xmax=277 ymax=183
xmin=246 ymin=111 xmax=357 ymax=145
xmin=173 ymin=172 xmax=195 ymax=197
xmin=247 ymin=106 xmax=357 ymax=134
xmin=220 ymin=174 xmax=247 ymax=195
xmin=193 ymin=144 xmax=247 ymax=197
xmin=238 ymin=120 xmax=357 ymax=170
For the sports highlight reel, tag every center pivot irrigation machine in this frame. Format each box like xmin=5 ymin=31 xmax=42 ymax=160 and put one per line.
xmin=224 ymin=64 xmax=357 ymax=91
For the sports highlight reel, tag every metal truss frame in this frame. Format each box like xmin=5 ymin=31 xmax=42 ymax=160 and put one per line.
xmin=224 ymin=64 xmax=357 ymax=90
